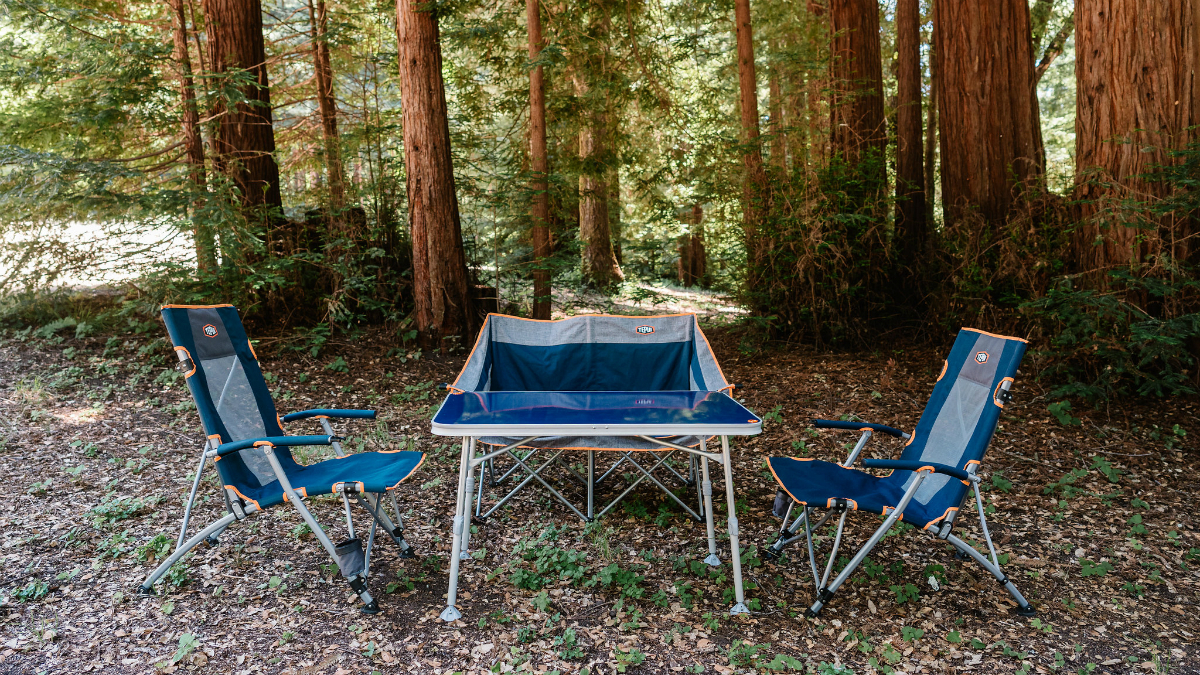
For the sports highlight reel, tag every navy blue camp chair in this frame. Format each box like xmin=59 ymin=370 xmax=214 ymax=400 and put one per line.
xmin=138 ymin=305 xmax=424 ymax=613
xmin=763 ymin=328 xmax=1036 ymax=617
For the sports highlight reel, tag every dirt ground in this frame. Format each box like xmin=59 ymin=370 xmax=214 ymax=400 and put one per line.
xmin=0 ymin=304 xmax=1196 ymax=674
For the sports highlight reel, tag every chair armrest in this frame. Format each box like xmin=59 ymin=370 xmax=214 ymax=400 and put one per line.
xmin=216 ymin=435 xmax=341 ymax=458
xmin=811 ymin=419 xmax=909 ymax=439
xmin=860 ymin=459 xmax=971 ymax=482
xmin=281 ymin=409 xmax=377 ymax=423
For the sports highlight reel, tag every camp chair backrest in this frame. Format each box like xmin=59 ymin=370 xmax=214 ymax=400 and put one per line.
xmin=161 ymin=305 xmax=297 ymax=489
xmin=896 ymin=328 xmax=1027 ymax=511
xmin=452 ymin=314 xmax=729 ymax=393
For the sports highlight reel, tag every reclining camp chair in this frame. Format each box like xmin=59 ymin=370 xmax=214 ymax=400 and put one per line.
xmin=137 ymin=304 xmax=425 ymax=613
xmin=763 ymin=328 xmax=1036 ymax=618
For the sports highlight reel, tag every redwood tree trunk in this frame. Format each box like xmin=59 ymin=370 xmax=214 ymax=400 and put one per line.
xmin=395 ymin=0 xmax=476 ymax=342
xmin=203 ymin=0 xmax=283 ymax=215
xmin=169 ymin=0 xmax=215 ymax=272
xmin=308 ymin=0 xmax=346 ymax=217
xmin=677 ymin=205 xmax=707 ymax=287
xmin=768 ymin=70 xmax=786 ymax=172
xmin=924 ymin=9 xmax=938 ymax=226
xmin=828 ymin=0 xmax=886 ymax=173
xmin=935 ymin=0 xmax=1041 ymax=228
xmin=575 ymin=75 xmax=624 ymax=288
xmin=528 ymin=0 xmax=552 ymax=318
xmin=1074 ymin=0 xmax=1198 ymax=270
xmin=894 ymin=0 xmax=925 ymax=254
xmin=734 ymin=0 xmax=768 ymax=300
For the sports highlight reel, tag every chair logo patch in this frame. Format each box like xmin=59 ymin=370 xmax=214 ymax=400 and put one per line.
xmin=202 ymin=324 xmax=219 ymax=338
xmin=634 ymin=325 xmax=655 ymax=335
xmin=975 ymin=351 xmax=989 ymax=364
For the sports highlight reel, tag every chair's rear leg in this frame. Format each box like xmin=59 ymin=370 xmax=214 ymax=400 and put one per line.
xmin=388 ymin=491 xmax=415 ymax=558
xmin=358 ymin=493 xmax=414 ymax=558
xmin=945 ymin=533 xmax=1036 ymax=616
xmin=140 ymin=513 xmax=239 ymax=595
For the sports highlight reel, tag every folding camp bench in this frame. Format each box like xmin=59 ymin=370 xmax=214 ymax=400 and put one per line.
xmin=431 ymin=313 xmax=763 ymax=620
xmin=763 ymin=328 xmax=1037 ymax=618
xmin=137 ymin=305 xmax=425 ymax=613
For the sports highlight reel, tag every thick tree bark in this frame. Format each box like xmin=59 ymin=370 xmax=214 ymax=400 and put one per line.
xmin=395 ymin=0 xmax=476 ymax=342
xmin=828 ymin=0 xmax=886 ymax=173
xmin=935 ymin=0 xmax=1042 ymax=228
xmin=527 ymin=0 xmax=552 ymax=318
xmin=1073 ymin=0 xmax=1198 ymax=270
xmin=574 ymin=76 xmax=624 ymax=288
xmin=924 ymin=9 xmax=938 ymax=227
xmin=894 ymin=0 xmax=925 ymax=255
xmin=734 ymin=0 xmax=768 ymax=300
xmin=677 ymin=205 xmax=706 ymax=287
xmin=307 ymin=0 xmax=346 ymax=217
xmin=203 ymin=0 xmax=283 ymax=216
xmin=169 ymin=0 xmax=215 ymax=273
xmin=768 ymin=70 xmax=786 ymax=172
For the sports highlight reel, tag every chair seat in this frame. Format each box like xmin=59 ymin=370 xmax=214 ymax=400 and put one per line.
xmin=225 ymin=450 xmax=425 ymax=509
xmin=767 ymin=457 xmax=959 ymax=530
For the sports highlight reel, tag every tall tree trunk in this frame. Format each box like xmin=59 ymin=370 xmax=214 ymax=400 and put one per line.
xmin=828 ymin=0 xmax=886 ymax=175
xmin=307 ymin=0 xmax=346 ymax=218
xmin=768 ymin=69 xmax=786 ymax=172
xmin=609 ymin=168 xmax=623 ymax=264
xmin=734 ymin=0 xmax=768 ymax=302
xmin=527 ymin=0 xmax=552 ymax=319
xmin=1073 ymin=0 xmax=1198 ymax=270
xmin=395 ymin=0 xmax=476 ymax=342
xmin=169 ymin=0 xmax=215 ymax=273
xmin=203 ymin=0 xmax=283 ymax=217
xmin=677 ymin=205 xmax=707 ymax=287
xmin=575 ymin=75 xmax=624 ymax=288
xmin=935 ymin=0 xmax=1041 ymax=228
xmin=894 ymin=0 xmax=925 ymax=256
xmin=924 ymin=9 xmax=938 ymax=228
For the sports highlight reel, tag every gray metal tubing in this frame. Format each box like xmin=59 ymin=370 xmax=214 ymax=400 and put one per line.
xmin=499 ymin=448 xmax=587 ymax=521
xmin=636 ymin=435 xmax=723 ymax=462
xmin=460 ymin=438 xmax=477 ymax=556
xmin=594 ymin=453 xmax=630 ymax=484
xmin=618 ymin=451 xmax=701 ymax=520
xmin=587 ymin=451 xmax=595 ymax=519
xmin=442 ymin=436 xmax=474 ymax=620
xmin=594 ymin=450 xmax=680 ymax=519
xmin=176 ymin=442 xmax=211 ymax=551
xmin=356 ymin=493 xmax=405 ymax=547
xmin=692 ymin=454 xmax=704 ymax=517
xmin=364 ymin=518 xmax=377 ymax=577
xmin=813 ymin=471 xmax=929 ymax=611
xmin=842 ymin=430 xmax=872 ymax=467
xmin=973 ymin=483 xmax=1001 ymax=566
xmin=944 ymin=533 xmax=1032 ymax=609
xmin=804 ymin=509 xmax=821 ymax=585
xmin=700 ymin=440 xmax=718 ymax=562
xmin=143 ymin=512 xmax=241 ymax=590
xmin=388 ymin=491 xmax=405 ymax=532
xmin=319 ymin=418 xmax=347 ymax=458
xmin=818 ymin=510 xmax=849 ymax=589
xmin=339 ymin=486 xmax=356 ymax=540
xmin=479 ymin=449 xmax=576 ymax=519
xmin=474 ymin=437 xmax=540 ymax=466
xmin=719 ymin=436 xmax=748 ymax=613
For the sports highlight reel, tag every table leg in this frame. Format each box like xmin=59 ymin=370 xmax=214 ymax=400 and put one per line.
xmin=587 ymin=450 xmax=595 ymax=520
xmin=700 ymin=438 xmax=720 ymax=567
xmin=721 ymin=435 xmax=749 ymax=615
xmin=459 ymin=437 xmax=477 ymax=560
xmin=440 ymin=436 xmax=472 ymax=622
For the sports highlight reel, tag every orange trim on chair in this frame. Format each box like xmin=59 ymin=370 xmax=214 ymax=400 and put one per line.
xmin=253 ymin=441 xmax=275 ymax=448
xmin=282 ymin=486 xmax=309 ymax=502
xmin=174 ymin=346 xmax=196 ymax=377
xmin=825 ymin=497 xmax=858 ymax=510
xmin=224 ymin=485 xmax=261 ymax=510
xmin=387 ymin=453 xmax=428 ymax=489
xmin=936 ymin=360 xmax=947 ymax=382
xmin=162 ymin=304 xmax=235 ymax=309
xmin=766 ymin=458 xmax=809 ymax=508
xmin=248 ymin=341 xmax=258 ymax=360
xmin=993 ymin=377 xmax=1014 ymax=407
xmin=923 ymin=506 xmax=958 ymax=530
xmin=961 ymin=327 xmax=1029 ymax=344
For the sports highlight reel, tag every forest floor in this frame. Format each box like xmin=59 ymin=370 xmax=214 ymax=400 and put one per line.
xmin=0 ymin=289 xmax=1197 ymax=675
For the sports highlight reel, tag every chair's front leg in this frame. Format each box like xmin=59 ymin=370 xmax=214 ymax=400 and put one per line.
xmin=357 ymin=493 xmax=414 ymax=557
xmin=945 ymin=532 xmax=1036 ymax=616
xmin=441 ymin=436 xmax=473 ymax=622
xmin=140 ymin=512 xmax=241 ymax=594
xmin=719 ymin=436 xmax=749 ymax=615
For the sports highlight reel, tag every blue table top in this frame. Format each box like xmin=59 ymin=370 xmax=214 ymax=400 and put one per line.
xmin=431 ymin=390 xmax=762 ymax=436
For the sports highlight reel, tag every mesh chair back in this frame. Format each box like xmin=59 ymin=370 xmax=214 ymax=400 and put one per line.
xmin=894 ymin=328 xmax=1027 ymax=515
xmin=161 ymin=305 xmax=298 ymax=491
xmin=452 ymin=313 xmax=730 ymax=393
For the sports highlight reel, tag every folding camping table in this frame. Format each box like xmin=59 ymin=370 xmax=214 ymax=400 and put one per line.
xmin=429 ymin=313 xmax=762 ymax=621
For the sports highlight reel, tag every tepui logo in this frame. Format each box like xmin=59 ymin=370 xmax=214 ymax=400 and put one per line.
xmin=635 ymin=325 xmax=655 ymax=335
xmin=202 ymin=324 xmax=218 ymax=338
xmin=975 ymin=351 xmax=989 ymax=364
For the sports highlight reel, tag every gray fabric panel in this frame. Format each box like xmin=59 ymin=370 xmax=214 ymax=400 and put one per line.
xmin=488 ymin=314 xmax=695 ymax=346
xmin=202 ymin=354 xmax=272 ymax=484
xmin=454 ymin=319 xmax=493 ymax=391
xmin=691 ymin=316 xmax=730 ymax=389
xmin=903 ymin=332 xmax=997 ymax=505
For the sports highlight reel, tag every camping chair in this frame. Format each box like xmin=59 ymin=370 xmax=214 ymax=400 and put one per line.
xmin=763 ymin=328 xmax=1037 ymax=618
xmin=137 ymin=304 xmax=425 ymax=614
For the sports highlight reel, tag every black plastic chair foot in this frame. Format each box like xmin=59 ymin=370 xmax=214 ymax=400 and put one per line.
xmin=360 ymin=600 xmax=381 ymax=614
xmin=803 ymin=607 xmax=819 ymax=619
xmin=137 ymin=585 xmax=156 ymax=597
xmin=398 ymin=546 xmax=416 ymax=559
xmin=204 ymin=535 xmax=221 ymax=547
xmin=1011 ymin=604 xmax=1037 ymax=617
xmin=762 ymin=546 xmax=783 ymax=563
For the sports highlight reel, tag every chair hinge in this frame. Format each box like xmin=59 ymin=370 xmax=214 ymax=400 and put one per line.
xmin=175 ymin=358 xmax=195 ymax=374
xmin=831 ymin=498 xmax=850 ymax=512
xmin=997 ymin=389 xmax=1013 ymax=404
